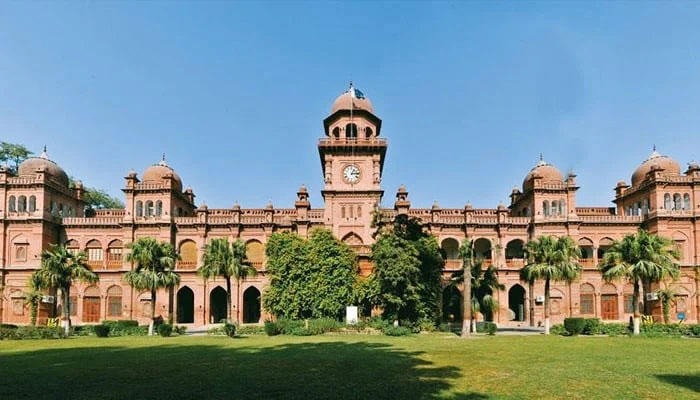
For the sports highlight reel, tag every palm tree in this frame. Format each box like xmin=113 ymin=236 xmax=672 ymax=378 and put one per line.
xmin=123 ymin=237 xmax=180 ymax=335
xmin=451 ymin=259 xmax=505 ymax=333
xmin=521 ymin=236 xmax=581 ymax=335
xmin=198 ymin=238 xmax=256 ymax=323
xmin=33 ymin=244 xmax=98 ymax=335
xmin=655 ymin=286 xmax=679 ymax=324
xmin=599 ymin=229 xmax=680 ymax=335
xmin=25 ymin=272 xmax=45 ymax=326
xmin=457 ymin=240 xmax=474 ymax=337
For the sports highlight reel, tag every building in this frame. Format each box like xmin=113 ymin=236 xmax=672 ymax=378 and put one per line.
xmin=1 ymin=84 xmax=698 ymax=327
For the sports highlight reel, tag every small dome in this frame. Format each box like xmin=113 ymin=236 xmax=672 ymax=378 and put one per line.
xmin=142 ymin=156 xmax=182 ymax=191
xmin=522 ymin=156 xmax=563 ymax=191
xmin=17 ymin=147 xmax=69 ymax=187
xmin=330 ymin=83 xmax=373 ymax=114
xmin=631 ymin=149 xmax=680 ymax=186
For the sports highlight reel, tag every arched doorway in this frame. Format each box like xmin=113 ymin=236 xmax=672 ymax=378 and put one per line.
xmin=243 ymin=287 xmax=261 ymax=323
xmin=508 ymin=284 xmax=526 ymax=321
xmin=209 ymin=287 xmax=227 ymax=324
xmin=442 ymin=285 xmax=462 ymax=323
xmin=176 ymin=286 xmax=194 ymax=324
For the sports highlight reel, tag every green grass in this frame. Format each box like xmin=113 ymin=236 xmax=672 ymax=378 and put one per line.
xmin=0 ymin=333 xmax=698 ymax=399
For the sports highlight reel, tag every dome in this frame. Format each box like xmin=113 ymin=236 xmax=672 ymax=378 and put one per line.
xmin=330 ymin=83 xmax=373 ymax=114
xmin=17 ymin=147 xmax=69 ymax=187
xmin=522 ymin=156 xmax=564 ymax=191
xmin=142 ymin=156 xmax=182 ymax=191
xmin=631 ymin=149 xmax=680 ymax=187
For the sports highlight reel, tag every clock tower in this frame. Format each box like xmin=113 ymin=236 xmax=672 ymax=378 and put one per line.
xmin=318 ymin=83 xmax=387 ymax=251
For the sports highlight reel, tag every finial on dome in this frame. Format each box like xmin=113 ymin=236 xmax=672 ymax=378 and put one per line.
xmin=158 ymin=153 xmax=167 ymax=166
xmin=39 ymin=145 xmax=48 ymax=159
xmin=540 ymin=153 xmax=543 ymax=161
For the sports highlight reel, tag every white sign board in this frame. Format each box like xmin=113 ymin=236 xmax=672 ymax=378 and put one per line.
xmin=346 ymin=306 xmax=358 ymax=325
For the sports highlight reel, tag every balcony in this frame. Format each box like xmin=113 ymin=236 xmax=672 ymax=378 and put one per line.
xmin=506 ymin=259 xmax=525 ymax=268
xmin=88 ymin=261 xmax=104 ymax=270
xmin=444 ymin=260 xmax=462 ymax=270
xmin=177 ymin=261 xmax=197 ymax=270
xmin=106 ymin=260 xmax=123 ymax=270
xmin=579 ymin=259 xmax=596 ymax=267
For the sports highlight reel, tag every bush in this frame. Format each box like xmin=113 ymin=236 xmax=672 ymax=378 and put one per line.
xmin=437 ymin=323 xmax=452 ymax=333
xmin=418 ymin=319 xmax=436 ymax=332
xmin=583 ymin=318 xmax=602 ymax=335
xmin=368 ymin=316 xmax=390 ymax=331
xmin=640 ymin=323 xmax=691 ymax=337
xmin=344 ymin=320 xmax=368 ymax=332
xmin=264 ymin=320 xmax=281 ymax=336
xmin=0 ymin=324 xmax=18 ymax=329
xmin=307 ymin=318 xmax=343 ymax=335
xmin=690 ymin=324 xmax=700 ymax=337
xmin=382 ymin=325 xmax=412 ymax=337
xmin=599 ymin=323 xmax=630 ymax=336
xmin=550 ymin=324 xmax=567 ymax=335
xmin=275 ymin=318 xmax=304 ymax=335
xmin=93 ymin=324 xmax=111 ymax=338
xmin=103 ymin=320 xmax=139 ymax=328
xmin=485 ymin=322 xmax=497 ymax=336
xmin=564 ymin=318 xmax=586 ymax=335
xmin=223 ymin=323 xmax=236 ymax=338
xmin=207 ymin=326 xmax=225 ymax=335
xmin=0 ymin=326 xmax=65 ymax=340
xmin=290 ymin=327 xmax=313 ymax=336
xmin=115 ymin=326 xmax=148 ymax=336
xmin=157 ymin=323 xmax=173 ymax=337
xmin=174 ymin=326 xmax=188 ymax=336
xmin=237 ymin=325 xmax=265 ymax=335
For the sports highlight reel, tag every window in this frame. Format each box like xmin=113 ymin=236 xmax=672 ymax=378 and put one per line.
xmin=28 ymin=195 xmax=36 ymax=212
xmin=580 ymin=294 xmax=594 ymax=314
xmin=69 ymin=296 xmax=77 ymax=316
xmin=14 ymin=244 xmax=27 ymax=262
xmin=8 ymin=196 xmax=16 ymax=212
xmin=141 ymin=300 xmax=152 ymax=317
xmin=673 ymin=193 xmax=681 ymax=210
xmin=365 ymin=127 xmax=373 ymax=138
xmin=683 ymin=194 xmax=690 ymax=211
xmin=88 ymin=248 xmax=103 ymax=261
xmin=357 ymin=205 xmax=361 ymax=218
xmin=156 ymin=201 xmax=163 ymax=216
xmin=559 ymin=199 xmax=566 ymax=216
xmin=345 ymin=123 xmax=357 ymax=139
xmin=664 ymin=194 xmax=671 ymax=210
xmin=543 ymin=201 xmax=549 ymax=216
xmin=642 ymin=199 xmax=649 ymax=215
xmin=12 ymin=298 xmax=24 ymax=316
xmin=551 ymin=201 xmax=558 ymax=216
xmin=332 ymin=127 xmax=340 ymax=138
xmin=145 ymin=201 xmax=154 ymax=217
xmin=107 ymin=286 xmax=122 ymax=317
xmin=675 ymin=296 xmax=688 ymax=314
xmin=58 ymin=203 xmax=64 ymax=216
xmin=341 ymin=206 xmax=345 ymax=218
xmin=349 ymin=205 xmax=354 ymax=218
xmin=50 ymin=200 xmax=57 ymax=215
xmin=136 ymin=201 xmax=143 ymax=217
xmin=18 ymin=196 xmax=26 ymax=212
xmin=624 ymin=295 xmax=634 ymax=313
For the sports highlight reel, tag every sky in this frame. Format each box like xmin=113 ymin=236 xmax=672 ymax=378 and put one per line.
xmin=1 ymin=1 xmax=700 ymax=210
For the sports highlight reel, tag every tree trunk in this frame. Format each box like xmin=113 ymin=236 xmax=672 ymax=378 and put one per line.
xmin=237 ymin=278 xmax=241 ymax=324
xmin=632 ymin=279 xmax=641 ymax=335
xmin=168 ymin=285 xmax=174 ymax=325
xmin=226 ymin=277 xmax=232 ymax=323
xmin=149 ymin=289 xmax=156 ymax=336
xmin=528 ymin=280 xmax=535 ymax=327
xmin=461 ymin=262 xmax=472 ymax=337
xmin=471 ymin=317 xmax=476 ymax=334
xmin=544 ymin=278 xmax=551 ymax=335
xmin=63 ymin=287 xmax=71 ymax=336
xmin=696 ymin=267 xmax=700 ymax=324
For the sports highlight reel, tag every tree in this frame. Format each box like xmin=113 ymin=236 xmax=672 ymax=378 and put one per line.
xmin=25 ymin=272 xmax=45 ymax=326
xmin=33 ymin=244 xmax=98 ymax=335
xmin=599 ymin=230 xmax=680 ymax=335
xmin=655 ymin=286 xmax=679 ymax=324
xmin=371 ymin=214 xmax=443 ymax=325
xmin=521 ymin=236 xmax=581 ymax=335
xmin=458 ymin=240 xmax=474 ymax=337
xmin=450 ymin=257 xmax=505 ymax=335
xmin=198 ymin=238 xmax=256 ymax=323
xmin=69 ymin=177 xmax=125 ymax=210
xmin=263 ymin=230 xmax=357 ymax=320
xmin=0 ymin=142 xmax=32 ymax=173
xmin=123 ymin=238 xmax=180 ymax=335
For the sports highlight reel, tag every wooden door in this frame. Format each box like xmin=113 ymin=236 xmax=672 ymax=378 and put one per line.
xmin=83 ymin=297 xmax=101 ymax=323
xmin=601 ymin=295 xmax=618 ymax=320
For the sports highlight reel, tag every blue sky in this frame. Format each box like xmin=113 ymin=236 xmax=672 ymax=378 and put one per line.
xmin=1 ymin=2 xmax=699 ymax=209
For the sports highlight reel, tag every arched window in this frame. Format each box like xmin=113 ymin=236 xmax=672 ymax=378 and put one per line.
xmin=155 ymin=201 xmax=163 ymax=216
xmin=683 ymin=194 xmax=690 ymax=211
xmin=542 ymin=201 xmax=549 ymax=216
xmin=559 ymin=199 xmax=566 ymax=216
xmin=579 ymin=283 xmax=595 ymax=315
xmin=145 ymin=201 xmax=154 ymax=217
xmin=345 ymin=123 xmax=357 ymax=139
xmin=332 ymin=127 xmax=340 ymax=138
xmin=341 ymin=206 xmax=345 ymax=218
xmin=365 ymin=127 xmax=373 ymax=138
xmin=441 ymin=238 xmax=460 ymax=260
xmin=357 ymin=205 xmax=361 ymax=218
xmin=551 ymin=200 xmax=558 ymax=216
xmin=178 ymin=240 xmax=198 ymax=269
xmin=107 ymin=286 xmax=123 ymax=317
xmin=28 ymin=195 xmax=36 ymax=212
xmin=349 ymin=205 xmax=354 ymax=218
xmin=50 ymin=200 xmax=57 ymax=215
xmin=664 ymin=194 xmax=671 ymax=210
xmin=17 ymin=195 xmax=26 ymax=212
xmin=642 ymin=199 xmax=649 ymax=215
xmin=673 ymin=193 xmax=681 ymax=210
xmin=107 ymin=239 xmax=123 ymax=269
xmin=246 ymin=240 xmax=265 ymax=270
xmin=136 ymin=201 xmax=143 ymax=217
xmin=178 ymin=207 xmax=183 ymax=217
xmin=86 ymin=240 xmax=103 ymax=269
xmin=8 ymin=196 xmax=16 ymax=212
xmin=58 ymin=203 xmax=64 ymax=216
xmin=65 ymin=239 xmax=79 ymax=254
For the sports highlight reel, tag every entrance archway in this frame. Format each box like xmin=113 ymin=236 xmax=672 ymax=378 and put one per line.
xmin=209 ymin=286 xmax=227 ymax=324
xmin=176 ymin=286 xmax=194 ymax=324
xmin=243 ymin=286 xmax=261 ymax=323
xmin=442 ymin=285 xmax=462 ymax=323
xmin=508 ymin=284 xmax=526 ymax=321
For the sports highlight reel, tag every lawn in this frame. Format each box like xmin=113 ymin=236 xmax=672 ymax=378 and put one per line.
xmin=0 ymin=333 xmax=698 ymax=399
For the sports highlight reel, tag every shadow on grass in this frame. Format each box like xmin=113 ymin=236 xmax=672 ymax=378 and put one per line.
xmin=655 ymin=374 xmax=700 ymax=393
xmin=0 ymin=339 xmax=489 ymax=399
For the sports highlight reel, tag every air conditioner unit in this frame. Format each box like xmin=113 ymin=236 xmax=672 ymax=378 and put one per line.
xmin=41 ymin=295 xmax=55 ymax=304
xmin=536 ymin=296 xmax=545 ymax=303
xmin=646 ymin=293 xmax=658 ymax=301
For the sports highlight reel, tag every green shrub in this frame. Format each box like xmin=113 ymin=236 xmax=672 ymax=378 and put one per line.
xmin=93 ymin=324 xmax=111 ymax=338
xmin=264 ymin=320 xmax=281 ymax=336
xmin=0 ymin=324 xmax=18 ymax=329
xmin=640 ymin=323 xmax=692 ymax=337
xmin=368 ymin=316 xmax=389 ymax=331
xmin=0 ymin=326 xmax=65 ymax=340
xmin=275 ymin=318 xmax=304 ymax=335
xmin=174 ymin=326 xmax=188 ymax=335
xmin=207 ymin=326 xmax=225 ymax=335
xmin=344 ymin=320 xmax=368 ymax=332
xmin=382 ymin=325 xmax=412 ymax=337
xmin=689 ymin=324 xmax=700 ymax=337
xmin=237 ymin=325 xmax=265 ymax=335
xmin=564 ymin=318 xmax=586 ymax=335
xmin=418 ymin=319 xmax=436 ymax=332
xmin=157 ymin=323 xmax=173 ymax=337
xmin=223 ymin=323 xmax=237 ymax=338
xmin=290 ymin=327 xmax=313 ymax=336
xmin=550 ymin=324 xmax=567 ymax=335
xmin=485 ymin=322 xmax=497 ymax=336
xmin=437 ymin=323 xmax=452 ymax=333
xmin=307 ymin=318 xmax=343 ymax=334
xmin=583 ymin=318 xmax=602 ymax=335
xmin=599 ymin=323 xmax=630 ymax=336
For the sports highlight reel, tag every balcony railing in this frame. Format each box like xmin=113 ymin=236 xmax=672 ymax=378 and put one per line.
xmin=579 ymin=259 xmax=595 ymax=267
xmin=250 ymin=261 xmax=264 ymax=270
xmin=177 ymin=261 xmax=197 ymax=270
xmin=106 ymin=260 xmax=123 ymax=270
xmin=444 ymin=260 xmax=462 ymax=270
xmin=88 ymin=261 xmax=103 ymax=270
xmin=505 ymin=259 xmax=525 ymax=268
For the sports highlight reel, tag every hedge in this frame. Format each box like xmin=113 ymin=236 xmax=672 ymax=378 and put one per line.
xmin=157 ymin=324 xmax=173 ymax=337
xmin=0 ymin=326 xmax=65 ymax=340
xmin=564 ymin=318 xmax=586 ymax=335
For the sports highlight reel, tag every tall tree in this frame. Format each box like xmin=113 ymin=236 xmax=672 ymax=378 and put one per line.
xmin=123 ymin=238 xmax=180 ymax=335
xmin=33 ymin=244 xmax=98 ymax=335
xmin=25 ymin=272 xmax=45 ymax=326
xmin=599 ymin=230 xmax=680 ymax=335
xmin=457 ymin=240 xmax=475 ymax=337
xmin=450 ymin=257 xmax=505 ymax=334
xmin=521 ymin=236 xmax=582 ymax=335
xmin=0 ymin=142 xmax=33 ymax=173
xmin=198 ymin=238 xmax=256 ymax=323
xmin=655 ymin=286 xmax=679 ymax=324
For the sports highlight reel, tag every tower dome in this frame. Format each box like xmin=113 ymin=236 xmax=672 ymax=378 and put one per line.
xmin=631 ymin=148 xmax=680 ymax=187
xmin=330 ymin=83 xmax=374 ymax=114
xmin=142 ymin=155 xmax=183 ymax=191
xmin=17 ymin=146 xmax=69 ymax=187
xmin=522 ymin=155 xmax=564 ymax=191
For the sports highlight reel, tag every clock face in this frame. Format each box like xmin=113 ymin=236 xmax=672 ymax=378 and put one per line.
xmin=343 ymin=165 xmax=361 ymax=183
